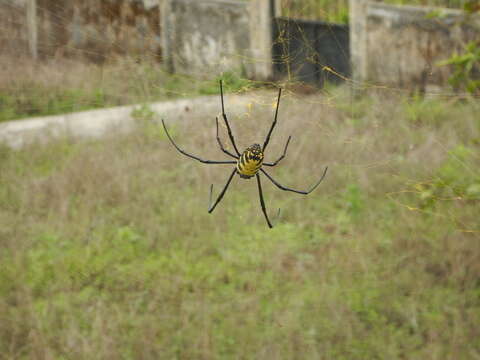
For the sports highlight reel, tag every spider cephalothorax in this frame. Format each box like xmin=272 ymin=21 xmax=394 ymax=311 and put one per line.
xmin=237 ymin=144 xmax=264 ymax=179
xmin=162 ymin=80 xmax=328 ymax=228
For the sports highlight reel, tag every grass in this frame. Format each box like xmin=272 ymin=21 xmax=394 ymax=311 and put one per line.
xmin=0 ymin=56 xmax=253 ymax=123
xmin=279 ymin=0 xmax=350 ymax=23
xmin=1 ymin=83 xmax=479 ymax=358
xmin=382 ymin=0 xmax=473 ymax=8
xmin=279 ymin=0 xmax=473 ymax=23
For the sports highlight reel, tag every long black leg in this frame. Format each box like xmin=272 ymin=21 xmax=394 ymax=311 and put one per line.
xmin=215 ymin=117 xmax=238 ymax=159
xmin=256 ymin=173 xmax=273 ymax=228
xmin=208 ymin=168 xmax=237 ymax=213
xmin=219 ymin=80 xmax=241 ymax=157
xmin=263 ymin=136 xmax=292 ymax=167
xmin=162 ymin=119 xmax=236 ymax=165
xmin=260 ymin=167 xmax=328 ymax=195
xmin=262 ymin=88 xmax=282 ymax=152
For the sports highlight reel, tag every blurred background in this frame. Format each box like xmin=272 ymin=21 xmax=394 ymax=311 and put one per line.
xmin=0 ymin=0 xmax=479 ymax=358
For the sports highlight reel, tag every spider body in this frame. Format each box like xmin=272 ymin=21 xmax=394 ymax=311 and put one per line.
xmin=237 ymin=144 xmax=264 ymax=179
xmin=161 ymin=80 xmax=328 ymax=228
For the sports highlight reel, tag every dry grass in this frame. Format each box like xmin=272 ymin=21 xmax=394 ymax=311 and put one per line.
xmin=0 ymin=55 xmax=241 ymax=122
xmin=278 ymin=0 xmax=470 ymax=22
xmin=382 ymin=0 xmax=472 ymax=8
xmin=1 ymin=84 xmax=479 ymax=358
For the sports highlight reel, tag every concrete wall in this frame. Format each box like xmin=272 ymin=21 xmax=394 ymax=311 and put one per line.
xmin=0 ymin=0 xmax=31 ymax=57
xmin=162 ymin=0 xmax=274 ymax=80
xmin=168 ymin=0 xmax=250 ymax=75
xmin=5 ymin=0 xmax=274 ymax=79
xmin=350 ymin=0 xmax=480 ymax=90
xmin=19 ymin=0 xmax=161 ymax=62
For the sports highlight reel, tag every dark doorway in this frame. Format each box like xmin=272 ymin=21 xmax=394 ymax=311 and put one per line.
xmin=272 ymin=17 xmax=350 ymax=87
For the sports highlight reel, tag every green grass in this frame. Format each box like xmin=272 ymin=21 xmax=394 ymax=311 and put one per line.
xmin=280 ymin=0 xmax=473 ymax=23
xmin=0 ymin=57 xmax=252 ymax=123
xmin=382 ymin=0 xmax=473 ymax=8
xmin=1 ymin=85 xmax=479 ymax=358
xmin=279 ymin=0 xmax=350 ymax=23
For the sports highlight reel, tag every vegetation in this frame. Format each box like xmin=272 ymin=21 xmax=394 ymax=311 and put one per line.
xmin=1 ymin=84 xmax=479 ymax=358
xmin=440 ymin=40 xmax=480 ymax=95
xmin=438 ymin=3 xmax=480 ymax=95
xmin=383 ymin=0 xmax=475 ymax=7
xmin=279 ymin=0 xmax=350 ymax=23
xmin=0 ymin=57 xmax=252 ymax=123
xmin=279 ymin=0 xmax=475 ymax=23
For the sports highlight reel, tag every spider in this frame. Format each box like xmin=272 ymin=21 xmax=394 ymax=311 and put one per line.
xmin=161 ymin=80 xmax=328 ymax=228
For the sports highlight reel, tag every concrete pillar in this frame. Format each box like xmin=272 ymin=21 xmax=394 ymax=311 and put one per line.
xmin=248 ymin=0 xmax=274 ymax=80
xmin=273 ymin=0 xmax=282 ymax=17
xmin=159 ymin=0 xmax=173 ymax=72
xmin=349 ymin=0 xmax=369 ymax=83
xmin=26 ymin=0 xmax=37 ymax=59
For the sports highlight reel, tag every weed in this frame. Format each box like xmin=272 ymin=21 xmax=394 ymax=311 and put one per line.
xmin=439 ymin=41 xmax=480 ymax=95
xmin=279 ymin=0 xmax=469 ymax=23
xmin=1 ymin=86 xmax=479 ymax=358
xmin=199 ymin=71 xmax=253 ymax=95
xmin=344 ymin=183 xmax=364 ymax=218
xmin=0 ymin=57 xmax=238 ymax=123
xmin=403 ymin=92 xmax=454 ymax=126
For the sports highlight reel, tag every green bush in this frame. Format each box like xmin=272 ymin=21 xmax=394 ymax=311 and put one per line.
xmin=440 ymin=41 xmax=480 ymax=95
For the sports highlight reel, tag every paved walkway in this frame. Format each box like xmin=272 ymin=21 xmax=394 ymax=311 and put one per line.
xmin=0 ymin=93 xmax=255 ymax=149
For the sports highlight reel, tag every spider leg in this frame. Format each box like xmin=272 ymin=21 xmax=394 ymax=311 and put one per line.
xmin=216 ymin=117 xmax=238 ymax=159
xmin=208 ymin=168 xmax=237 ymax=213
xmin=260 ymin=166 xmax=328 ymax=195
xmin=256 ymin=173 xmax=274 ymax=228
xmin=219 ymin=80 xmax=241 ymax=157
xmin=162 ymin=119 xmax=236 ymax=165
xmin=262 ymin=87 xmax=282 ymax=152
xmin=263 ymin=135 xmax=292 ymax=167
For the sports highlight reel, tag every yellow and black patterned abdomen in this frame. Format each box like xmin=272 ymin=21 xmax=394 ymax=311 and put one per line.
xmin=237 ymin=144 xmax=264 ymax=179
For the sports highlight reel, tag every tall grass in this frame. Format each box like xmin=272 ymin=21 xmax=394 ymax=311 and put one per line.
xmin=279 ymin=0 xmax=472 ymax=23
xmin=279 ymin=0 xmax=350 ymax=23
xmin=1 ymin=84 xmax=479 ymax=358
xmin=0 ymin=56 xmax=252 ymax=123
xmin=382 ymin=0 xmax=472 ymax=8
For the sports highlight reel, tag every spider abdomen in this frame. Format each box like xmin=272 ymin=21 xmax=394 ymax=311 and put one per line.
xmin=237 ymin=144 xmax=264 ymax=179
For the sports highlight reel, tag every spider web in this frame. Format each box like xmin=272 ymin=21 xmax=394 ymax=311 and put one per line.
xmin=1 ymin=3 xmax=480 ymax=358
xmin=273 ymin=0 xmax=479 ymax=236
xmin=0 ymin=0 xmax=478 ymax=235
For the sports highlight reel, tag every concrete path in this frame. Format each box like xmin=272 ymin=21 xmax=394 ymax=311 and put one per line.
xmin=0 ymin=93 xmax=256 ymax=149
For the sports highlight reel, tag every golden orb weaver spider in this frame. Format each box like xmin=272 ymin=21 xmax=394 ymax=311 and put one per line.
xmin=161 ymin=80 xmax=328 ymax=228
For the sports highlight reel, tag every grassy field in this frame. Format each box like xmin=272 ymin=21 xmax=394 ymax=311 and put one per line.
xmin=0 ymin=57 xmax=252 ymax=123
xmin=1 ymin=83 xmax=479 ymax=358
